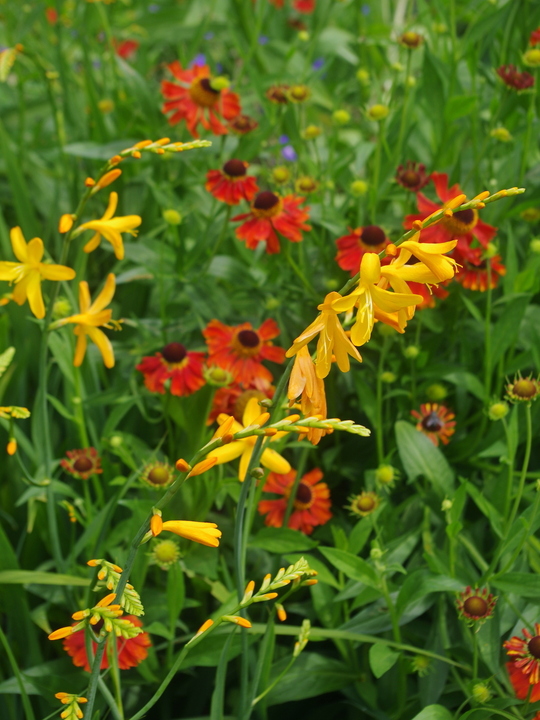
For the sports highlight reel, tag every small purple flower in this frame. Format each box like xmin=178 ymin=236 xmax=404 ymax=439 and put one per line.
xmin=282 ymin=145 xmax=297 ymax=161
xmin=361 ymin=4 xmax=370 ymax=15
xmin=216 ymin=62 xmax=224 ymax=73
xmin=92 ymin=60 xmax=102 ymax=69
xmin=204 ymin=32 xmax=214 ymax=40
xmin=191 ymin=53 xmax=206 ymax=67
xmin=312 ymin=58 xmax=324 ymax=70
xmin=258 ymin=35 xmax=269 ymax=45
xmin=148 ymin=3 xmax=160 ymax=12
xmin=279 ymin=134 xmax=290 ymax=144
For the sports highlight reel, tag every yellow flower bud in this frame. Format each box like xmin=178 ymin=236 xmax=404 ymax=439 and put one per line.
xmin=367 ymin=104 xmax=389 ymax=121
xmin=163 ymin=209 xmax=182 ymax=225
xmin=303 ymin=124 xmax=321 ymax=139
xmin=332 ymin=109 xmax=351 ymax=125
xmin=490 ymin=127 xmax=512 ymax=142
xmin=350 ymin=179 xmax=368 ymax=196
xmin=356 ymin=68 xmax=370 ymax=85
xmin=523 ymin=49 xmax=540 ymax=67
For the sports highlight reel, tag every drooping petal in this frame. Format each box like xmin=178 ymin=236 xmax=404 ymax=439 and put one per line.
xmin=73 ymin=332 xmax=87 ymax=367
xmin=25 ymin=271 xmax=45 ymax=319
xmin=79 ymin=282 xmax=91 ymax=313
xmin=207 ymin=441 xmax=245 ymax=464
xmin=238 ymin=446 xmax=254 ymax=482
xmin=103 ymin=192 xmax=119 ymax=221
xmin=261 ymin=447 xmax=291 ymax=475
xmin=83 ymin=233 xmax=102 ymax=254
xmin=87 ymin=326 xmax=115 ymax=368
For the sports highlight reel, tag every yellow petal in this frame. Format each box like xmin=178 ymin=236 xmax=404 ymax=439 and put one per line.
xmin=161 ymin=520 xmax=221 ymax=547
xmin=26 ymin=271 xmax=45 ymax=319
xmin=83 ymin=233 xmax=102 ymax=254
xmin=285 ymin=315 xmax=326 ymax=358
xmin=243 ymin=396 xmax=262 ymax=427
xmin=10 ymin=227 xmax=27 ymax=263
xmin=370 ymin=285 xmax=422 ymax=314
xmin=331 ymin=289 xmax=364 ymax=313
xmin=89 ymin=274 xmax=115 ymax=314
xmin=261 ymin=448 xmax=291 ymax=475
xmin=73 ymin=332 xmax=87 ymax=367
xmin=26 ymin=238 xmax=44 ymax=265
xmin=207 ymin=441 xmax=245 ymax=464
xmin=87 ymin=326 xmax=115 ymax=368
xmin=79 ymin=282 xmax=91 ymax=313
xmin=39 ymin=263 xmax=76 ymax=281
xmin=103 ymin=192 xmax=119 ymax=221
xmin=0 ymin=262 xmax=19 ymax=281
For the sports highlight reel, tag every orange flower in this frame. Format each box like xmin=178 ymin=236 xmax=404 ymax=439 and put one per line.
xmin=63 ymin=615 xmax=151 ymax=671
xmin=452 ymin=245 xmax=506 ymax=292
xmin=136 ymin=342 xmax=206 ymax=396
xmin=205 ymin=160 xmax=259 ymax=205
xmin=505 ymin=624 xmax=540 ymax=696
xmin=228 ymin=114 xmax=258 ymax=134
xmin=207 ymin=384 xmax=274 ymax=425
xmin=287 ymin=346 xmax=328 ymax=445
xmin=335 ymin=225 xmax=390 ymax=276
xmin=203 ymin=319 xmax=285 ymax=390
xmin=60 ymin=447 xmax=102 ymax=480
xmin=161 ymin=61 xmax=241 ymax=138
xmin=232 ymin=192 xmax=311 ymax=254
xmin=258 ymin=468 xmax=331 ymax=535
xmin=411 ymin=403 xmax=456 ymax=446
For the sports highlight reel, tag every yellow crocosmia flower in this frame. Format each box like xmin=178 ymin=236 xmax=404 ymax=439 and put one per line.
xmin=287 ymin=346 xmax=328 ymax=445
xmin=161 ymin=520 xmax=222 ymax=547
xmin=332 ymin=254 xmax=423 ymax=347
xmin=392 ymin=232 xmax=459 ymax=283
xmin=208 ymin=397 xmax=291 ymax=481
xmin=286 ymin=292 xmax=363 ymax=379
xmin=76 ymin=192 xmax=141 ymax=260
xmin=55 ymin=274 xmax=117 ymax=368
xmin=0 ymin=227 xmax=75 ymax=319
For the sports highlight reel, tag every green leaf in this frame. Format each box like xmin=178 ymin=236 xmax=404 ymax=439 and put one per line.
xmin=445 ymin=95 xmax=477 ymax=122
xmin=395 ymin=421 xmax=455 ymax=495
xmin=318 ymin=547 xmax=379 ymax=588
xmin=0 ymin=570 xmax=89 ymax=586
xmin=492 ymin=573 xmax=540 ymax=597
xmin=167 ymin=563 xmax=185 ymax=633
xmin=46 ymin=394 xmax=75 ymax=421
xmin=397 ymin=570 xmax=464 ymax=618
xmin=348 ymin=518 xmax=373 ymax=555
xmin=250 ymin=528 xmax=318 ymax=553
xmin=443 ymin=371 xmax=486 ymax=401
xmin=369 ymin=643 xmax=400 ymax=678
xmin=491 ymin=294 xmax=531 ymax=367
xmin=461 ymin=293 xmax=483 ymax=323
xmin=410 ymin=705 xmax=454 ymax=720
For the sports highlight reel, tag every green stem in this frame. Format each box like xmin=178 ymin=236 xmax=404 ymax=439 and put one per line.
xmin=0 ymin=625 xmax=35 ymax=720
xmin=251 ymin=655 xmax=296 ymax=707
xmin=369 ymin=121 xmax=384 ymax=223
xmin=283 ymin=446 xmax=309 ymax=527
xmin=375 ymin=338 xmax=389 ymax=464
xmin=519 ymin=78 xmax=537 ymax=186
xmin=379 ymin=575 xmax=406 ymax=713
xmin=484 ymin=262 xmax=493 ymax=398
xmin=506 ymin=403 xmax=533 ymax=532
xmin=502 ymin=416 xmax=515 ymax=523
xmin=395 ymin=50 xmax=412 ymax=162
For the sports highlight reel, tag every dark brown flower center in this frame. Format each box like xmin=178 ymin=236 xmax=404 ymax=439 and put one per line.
xmin=402 ymin=170 xmax=420 ymax=186
xmin=453 ymin=208 xmax=475 ymax=226
xmin=422 ymin=411 xmax=444 ymax=432
xmin=199 ymin=78 xmax=219 ymax=95
xmin=162 ymin=343 xmax=187 ymax=363
xmin=528 ymin=636 xmax=540 ymax=659
xmin=512 ymin=379 xmax=536 ymax=398
xmin=295 ymin=482 xmax=312 ymax=505
xmin=463 ymin=596 xmax=488 ymax=617
xmin=73 ymin=456 xmax=93 ymax=473
xmin=253 ymin=191 xmax=279 ymax=210
xmin=357 ymin=495 xmax=375 ymax=512
xmin=237 ymin=330 xmax=260 ymax=348
xmin=148 ymin=467 xmax=171 ymax=485
xmin=223 ymin=159 xmax=247 ymax=177
xmin=361 ymin=225 xmax=386 ymax=246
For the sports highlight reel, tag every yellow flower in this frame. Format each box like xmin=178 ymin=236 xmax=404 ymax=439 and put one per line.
xmin=207 ymin=397 xmax=291 ymax=481
xmin=76 ymin=192 xmax=141 ymax=260
xmin=150 ymin=514 xmax=222 ymax=547
xmin=287 ymin=346 xmax=328 ymax=445
xmin=55 ymin=274 xmax=117 ymax=368
xmin=0 ymin=227 xmax=75 ymax=319
xmin=389 ymin=232 xmax=459 ymax=283
xmin=286 ymin=292 xmax=363 ymax=378
xmin=331 ymin=254 xmax=423 ymax=346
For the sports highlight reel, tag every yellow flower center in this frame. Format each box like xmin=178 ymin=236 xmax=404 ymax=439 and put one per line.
xmin=189 ymin=77 xmax=220 ymax=108
xmin=251 ymin=191 xmax=283 ymax=219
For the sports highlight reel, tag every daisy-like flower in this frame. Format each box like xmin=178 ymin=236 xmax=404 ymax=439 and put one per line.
xmin=161 ymin=61 xmax=241 ymax=138
xmin=150 ymin=539 xmax=181 ymax=570
xmin=456 ymin=586 xmax=497 ymax=627
xmin=205 ymin=160 xmax=259 ymax=205
xmin=497 ymin=64 xmax=535 ymax=91
xmin=150 ymin=514 xmax=222 ymax=547
xmin=114 ymin=39 xmax=139 ymax=60
xmin=74 ymin=192 xmax=141 ymax=261
xmin=136 ymin=342 xmax=206 ymax=396
xmin=395 ymin=161 xmax=430 ymax=192
xmin=203 ymin=319 xmax=285 ymax=390
xmin=452 ymin=245 xmax=506 ymax=292
xmin=258 ymin=468 xmax=331 ymax=535
xmin=411 ymin=403 xmax=456 ymax=446
xmin=531 ymin=28 xmax=540 ymax=47
xmin=347 ymin=491 xmax=380 ymax=517
xmin=335 ymin=225 xmax=390 ymax=276
xmin=504 ymin=623 xmax=540 ymax=694
xmin=207 ymin=397 xmax=291 ymax=481
xmin=506 ymin=374 xmax=540 ymax=403
xmin=286 ymin=292 xmax=363 ymax=379
xmin=0 ymin=227 xmax=75 ymax=319
xmin=404 ymin=173 xmax=497 ymax=257
xmin=266 ymin=84 xmax=290 ymax=103
xmin=232 ymin=191 xmax=311 ymax=254
xmin=53 ymin=274 xmax=118 ymax=368
xmin=140 ymin=461 xmax=175 ymax=488
xmin=294 ymin=0 xmax=315 ymax=11
xmin=287 ymin=346 xmax=328 ymax=445
xmin=228 ymin=114 xmax=258 ymax=134
xmin=208 ymin=384 xmax=274 ymax=425
xmin=63 ymin=615 xmax=151 ymax=671
xmin=60 ymin=448 xmax=102 ymax=480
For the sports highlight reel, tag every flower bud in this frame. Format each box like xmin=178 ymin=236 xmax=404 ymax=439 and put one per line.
xmin=490 ymin=127 xmax=512 ymax=142
xmin=163 ymin=209 xmax=182 ymax=225
xmin=530 ymin=239 xmax=540 ymax=254
xmin=350 ymin=180 xmax=368 ymax=196
xmin=303 ymin=124 xmax=321 ymax=139
xmin=523 ymin=48 xmax=540 ymax=67
xmin=403 ymin=345 xmax=420 ymax=359
xmin=426 ymin=383 xmax=447 ymax=401
xmin=487 ymin=401 xmax=509 ymax=421
xmin=367 ymin=104 xmax=389 ymax=121
xmin=332 ymin=109 xmax=351 ymax=125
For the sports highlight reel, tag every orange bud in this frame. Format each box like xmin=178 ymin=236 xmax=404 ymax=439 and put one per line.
xmin=303 ymin=578 xmax=318 ymax=586
xmin=111 ymin=563 xmax=122 ymax=573
xmin=84 ymin=178 xmax=96 ymax=187
xmin=58 ymin=214 xmax=74 ymax=233
xmin=411 ymin=220 xmax=423 ymax=230
xmin=175 ymin=458 xmax=191 ymax=473
xmin=131 ymin=150 xmax=142 ymax=159
xmin=195 ymin=618 xmax=214 ymax=636
xmin=221 ymin=433 xmax=234 ymax=444
xmin=55 ymin=692 xmax=69 ymax=701
xmin=223 ymin=615 xmax=252 ymax=628
xmin=7 ymin=439 xmax=16 ymax=455
xmin=215 ymin=415 xmax=235 ymax=438
xmin=48 ymin=626 xmax=74 ymax=640
xmin=264 ymin=428 xmax=278 ymax=436
xmin=473 ymin=191 xmax=490 ymax=201
xmin=87 ymin=559 xmax=100 ymax=566
xmin=287 ymin=414 xmax=300 ymax=423
xmin=276 ymin=604 xmax=287 ymax=622
xmin=96 ymin=593 xmax=116 ymax=607
xmin=150 ymin=514 xmax=163 ymax=537
xmin=188 ymin=456 xmax=218 ymax=477
xmin=157 ymin=137 xmax=171 ymax=145
xmin=253 ymin=412 xmax=270 ymax=426
xmin=443 ymin=209 xmax=453 ymax=218
xmin=109 ymin=155 xmax=122 ymax=165
xmin=96 ymin=169 xmax=122 ymax=189
xmin=71 ymin=610 xmax=87 ymax=621
xmin=385 ymin=243 xmax=397 ymax=256
xmin=134 ymin=140 xmax=153 ymax=149
xmin=155 ymin=148 xmax=165 ymax=155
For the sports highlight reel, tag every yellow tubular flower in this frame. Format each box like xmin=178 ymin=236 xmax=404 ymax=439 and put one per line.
xmin=0 ymin=227 xmax=75 ymax=319
xmin=287 ymin=346 xmax=328 ymax=445
xmin=55 ymin=274 xmax=117 ymax=368
xmin=77 ymin=192 xmax=141 ymax=260
xmin=332 ymin=254 xmax=423 ymax=347
xmin=286 ymin=292 xmax=363 ymax=379
xmin=390 ymin=232 xmax=459 ymax=282
xmin=161 ymin=520 xmax=222 ymax=547
xmin=207 ymin=397 xmax=291 ymax=481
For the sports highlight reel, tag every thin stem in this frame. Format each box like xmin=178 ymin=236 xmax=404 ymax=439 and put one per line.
xmin=375 ymin=338 xmax=389 ymax=464
xmin=395 ymin=50 xmax=412 ymax=162
xmin=506 ymin=403 xmax=533 ymax=532
xmin=484 ymin=262 xmax=493 ymax=398
xmin=283 ymin=447 xmax=309 ymax=527
xmin=369 ymin=121 xmax=384 ymax=223
xmin=502 ymin=416 xmax=515 ymax=523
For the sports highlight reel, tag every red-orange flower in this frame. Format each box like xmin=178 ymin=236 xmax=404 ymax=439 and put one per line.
xmin=452 ymin=245 xmax=506 ymax=292
xmin=404 ymin=172 xmax=497 ymax=259
xmin=136 ymin=342 xmax=206 ymax=396
xmin=505 ymin=623 xmax=540 ymax=698
xmin=114 ymin=39 xmax=139 ymax=60
xmin=507 ymin=662 xmax=540 ymax=702
xmin=396 ymin=161 xmax=430 ymax=192
xmin=406 ymin=281 xmax=449 ymax=309
xmin=161 ymin=62 xmax=241 ymax=138
xmin=411 ymin=403 xmax=456 ymax=446
xmin=258 ymin=468 xmax=332 ymax=535
xmin=63 ymin=616 xmax=151 ymax=671
xmin=496 ymin=65 xmax=535 ymax=91
xmin=335 ymin=225 xmax=390 ymax=276
xmin=233 ymin=192 xmax=311 ymax=254
xmin=207 ymin=383 xmax=274 ymax=424
xmin=61 ymin=448 xmax=102 ymax=480
xmin=228 ymin=114 xmax=259 ymax=134
xmin=531 ymin=29 xmax=540 ymax=47
xmin=294 ymin=0 xmax=315 ymax=12
xmin=203 ymin=319 xmax=285 ymax=390
xmin=205 ymin=160 xmax=258 ymax=205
